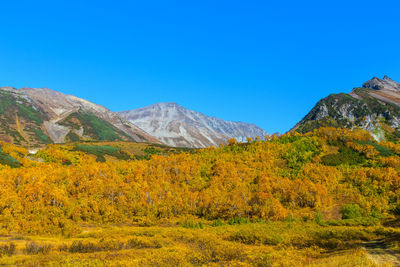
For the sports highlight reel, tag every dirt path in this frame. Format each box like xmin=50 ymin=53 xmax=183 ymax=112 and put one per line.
xmin=363 ymin=239 xmax=400 ymax=266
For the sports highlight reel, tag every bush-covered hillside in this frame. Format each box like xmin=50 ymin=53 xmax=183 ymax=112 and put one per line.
xmin=0 ymin=90 xmax=49 ymax=145
xmin=0 ymin=127 xmax=399 ymax=265
xmin=1 ymin=127 xmax=400 ymax=233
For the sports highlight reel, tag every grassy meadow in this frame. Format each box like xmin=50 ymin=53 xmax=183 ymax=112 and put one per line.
xmin=0 ymin=218 xmax=395 ymax=266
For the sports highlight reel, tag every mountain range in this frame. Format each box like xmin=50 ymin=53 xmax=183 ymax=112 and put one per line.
xmin=2 ymin=75 xmax=400 ymax=149
xmin=0 ymin=87 xmax=267 ymax=148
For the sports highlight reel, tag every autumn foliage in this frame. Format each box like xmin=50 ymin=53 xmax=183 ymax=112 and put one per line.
xmin=0 ymin=127 xmax=399 ymax=236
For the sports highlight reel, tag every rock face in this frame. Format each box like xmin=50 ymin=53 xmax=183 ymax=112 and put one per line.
xmin=293 ymin=76 xmax=400 ymax=140
xmin=362 ymin=75 xmax=400 ymax=91
xmin=0 ymin=87 xmax=160 ymax=146
xmin=119 ymin=102 xmax=268 ymax=148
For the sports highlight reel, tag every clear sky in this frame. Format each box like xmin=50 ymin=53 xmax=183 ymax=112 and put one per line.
xmin=1 ymin=1 xmax=399 ymax=133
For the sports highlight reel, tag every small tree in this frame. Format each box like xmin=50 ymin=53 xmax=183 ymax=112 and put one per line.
xmin=228 ymin=138 xmax=237 ymax=146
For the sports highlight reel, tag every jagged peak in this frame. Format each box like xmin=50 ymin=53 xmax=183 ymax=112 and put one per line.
xmin=153 ymin=102 xmax=180 ymax=108
xmin=363 ymin=75 xmax=400 ymax=91
xmin=383 ymin=75 xmax=392 ymax=81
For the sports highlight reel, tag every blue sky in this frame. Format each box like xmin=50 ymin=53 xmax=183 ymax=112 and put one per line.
xmin=1 ymin=1 xmax=399 ymax=133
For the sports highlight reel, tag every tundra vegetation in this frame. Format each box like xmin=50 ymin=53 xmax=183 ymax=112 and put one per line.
xmin=0 ymin=127 xmax=399 ymax=266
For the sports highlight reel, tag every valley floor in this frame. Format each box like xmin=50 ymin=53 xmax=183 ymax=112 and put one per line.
xmin=0 ymin=219 xmax=397 ymax=266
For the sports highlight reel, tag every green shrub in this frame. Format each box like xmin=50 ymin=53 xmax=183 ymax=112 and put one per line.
xmin=283 ymin=137 xmax=322 ymax=170
xmin=314 ymin=211 xmax=324 ymax=226
xmin=66 ymin=131 xmax=81 ymax=142
xmin=321 ymin=147 xmax=365 ymax=166
xmin=180 ymin=219 xmax=204 ymax=229
xmin=210 ymin=219 xmax=224 ymax=227
xmin=284 ymin=215 xmax=296 ymax=222
xmin=340 ymin=204 xmax=363 ymax=219
xmin=61 ymin=111 xmax=132 ymax=141
xmin=32 ymin=128 xmax=52 ymax=143
xmin=356 ymin=140 xmax=395 ymax=157
xmin=16 ymin=102 xmax=44 ymax=125
xmin=73 ymin=144 xmax=130 ymax=162
xmin=0 ymin=148 xmax=21 ymax=168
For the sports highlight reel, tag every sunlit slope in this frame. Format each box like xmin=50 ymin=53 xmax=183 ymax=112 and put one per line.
xmin=0 ymin=87 xmax=160 ymax=146
xmin=0 ymin=141 xmax=192 ymax=167
xmin=0 ymin=127 xmax=399 ymax=235
xmin=294 ymin=76 xmax=400 ymax=141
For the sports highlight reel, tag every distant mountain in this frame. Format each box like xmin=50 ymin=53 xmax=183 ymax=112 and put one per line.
xmin=119 ymin=102 xmax=268 ymax=148
xmin=293 ymin=76 xmax=400 ymax=140
xmin=0 ymin=87 xmax=159 ymax=146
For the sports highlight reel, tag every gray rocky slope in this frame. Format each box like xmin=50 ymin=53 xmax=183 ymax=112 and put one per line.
xmin=119 ymin=102 xmax=268 ymax=148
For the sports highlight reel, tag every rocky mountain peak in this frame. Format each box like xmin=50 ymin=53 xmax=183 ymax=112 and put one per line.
xmin=362 ymin=76 xmax=400 ymax=91
xmin=119 ymin=103 xmax=268 ymax=148
xmin=151 ymin=102 xmax=180 ymax=109
xmin=293 ymin=75 xmax=400 ymax=140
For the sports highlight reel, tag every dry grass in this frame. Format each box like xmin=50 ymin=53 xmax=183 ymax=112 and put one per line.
xmin=0 ymin=220 xmax=390 ymax=266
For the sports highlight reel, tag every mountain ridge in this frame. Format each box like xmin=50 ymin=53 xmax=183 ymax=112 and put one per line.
xmin=293 ymin=76 xmax=400 ymax=140
xmin=0 ymin=86 xmax=161 ymax=146
xmin=119 ymin=102 xmax=268 ymax=148
xmin=0 ymin=86 xmax=268 ymax=148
